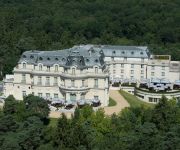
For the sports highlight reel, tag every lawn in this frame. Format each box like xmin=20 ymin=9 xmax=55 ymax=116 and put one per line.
xmin=108 ymin=97 xmax=117 ymax=107
xmin=48 ymin=118 xmax=58 ymax=127
xmin=119 ymin=90 xmax=154 ymax=108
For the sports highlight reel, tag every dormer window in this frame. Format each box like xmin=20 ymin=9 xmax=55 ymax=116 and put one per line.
xmin=112 ymin=51 xmax=116 ymax=55
xmin=23 ymin=55 xmax=26 ymax=58
xmin=131 ymin=51 xmax=134 ymax=55
xmin=30 ymin=55 xmax=34 ymax=59
xmin=95 ymin=67 xmax=98 ymax=74
xmin=39 ymin=57 xmax=43 ymax=61
xmin=140 ymin=52 xmax=143 ymax=55
xmin=47 ymin=57 xmax=50 ymax=61
xmin=122 ymin=51 xmax=125 ymax=54
xmin=55 ymin=58 xmax=59 ymax=61
xmin=95 ymin=59 xmax=98 ymax=63
xmin=62 ymin=58 xmax=65 ymax=62
xmin=86 ymin=59 xmax=89 ymax=62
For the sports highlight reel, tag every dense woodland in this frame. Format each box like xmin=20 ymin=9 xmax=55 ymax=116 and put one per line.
xmin=1 ymin=95 xmax=180 ymax=149
xmin=0 ymin=0 xmax=180 ymax=79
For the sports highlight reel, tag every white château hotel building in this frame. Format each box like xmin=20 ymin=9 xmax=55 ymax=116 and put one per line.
xmin=3 ymin=45 xmax=180 ymax=106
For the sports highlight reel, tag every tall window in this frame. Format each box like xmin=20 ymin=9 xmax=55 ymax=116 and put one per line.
xmin=121 ymin=69 xmax=124 ymax=73
xmin=72 ymin=68 xmax=75 ymax=75
xmin=71 ymin=80 xmax=75 ymax=87
xmin=162 ymin=66 xmax=165 ymax=70
xmin=131 ymin=64 xmax=134 ymax=68
xmin=54 ymin=93 xmax=58 ymax=98
xmin=151 ymin=72 xmax=154 ymax=76
xmin=95 ymin=67 xmax=98 ymax=74
xmin=46 ymin=77 xmax=50 ymax=86
xmin=121 ymin=64 xmax=124 ymax=68
xmin=162 ymin=72 xmax=165 ymax=76
xmin=38 ymin=93 xmax=42 ymax=97
xmin=131 ymin=70 xmax=134 ymax=74
xmin=46 ymin=93 xmax=50 ymax=98
xmin=54 ymin=77 xmax=58 ymax=85
xmin=39 ymin=64 xmax=42 ymax=71
xmin=141 ymin=64 xmax=144 ymax=68
xmin=22 ymin=74 xmax=26 ymax=83
xmin=38 ymin=76 xmax=42 ymax=85
xmin=151 ymin=66 xmax=155 ymax=70
xmin=94 ymin=79 xmax=98 ymax=88
xmin=22 ymin=91 xmax=26 ymax=97
xmin=47 ymin=66 xmax=50 ymax=72
xmin=55 ymin=65 xmax=58 ymax=72
xmin=81 ymin=93 xmax=85 ymax=100
xmin=82 ymin=80 xmax=85 ymax=87
xmin=23 ymin=63 xmax=26 ymax=69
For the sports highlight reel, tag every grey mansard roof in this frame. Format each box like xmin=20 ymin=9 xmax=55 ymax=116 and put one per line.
xmin=19 ymin=45 xmax=150 ymax=68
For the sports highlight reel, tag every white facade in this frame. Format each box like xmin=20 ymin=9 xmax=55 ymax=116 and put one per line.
xmin=3 ymin=45 xmax=180 ymax=106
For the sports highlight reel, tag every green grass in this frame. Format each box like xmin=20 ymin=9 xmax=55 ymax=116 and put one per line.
xmin=48 ymin=118 xmax=58 ymax=128
xmin=119 ymin=90 xmax=154 ymax=108
xmin=108 ymin=97 xmax=117 ymax=107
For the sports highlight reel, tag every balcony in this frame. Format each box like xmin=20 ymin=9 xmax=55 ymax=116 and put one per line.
xmin=60 ymin=72 xmax=108 ymax=79
xmin=59 ymin=84 xmax=90 ymax=92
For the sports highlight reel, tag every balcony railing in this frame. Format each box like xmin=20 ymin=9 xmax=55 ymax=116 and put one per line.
xmin=59 ymin=84 xmax=90 ymax=91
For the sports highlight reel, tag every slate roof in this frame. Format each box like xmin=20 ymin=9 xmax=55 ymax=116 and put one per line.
xmin=19 ymin=45 xmax=150 ymax=68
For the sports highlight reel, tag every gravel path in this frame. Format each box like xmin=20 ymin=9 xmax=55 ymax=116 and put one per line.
xmin=104 ymin=90 xmax=130 ymax=116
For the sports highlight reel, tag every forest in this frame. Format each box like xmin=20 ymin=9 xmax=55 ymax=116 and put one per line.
xmin=1 ymin=95 xmax=180 ymax=149
xmin=0 ymin=0 xmax=180 ymax=79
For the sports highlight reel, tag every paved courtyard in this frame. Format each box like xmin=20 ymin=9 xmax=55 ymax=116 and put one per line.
xmin=49 ymin=90 xmax=130 ymax=118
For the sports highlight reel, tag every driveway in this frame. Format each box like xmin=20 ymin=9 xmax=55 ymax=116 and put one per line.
xmin=104 ymin=90 xmax=130 ymax=116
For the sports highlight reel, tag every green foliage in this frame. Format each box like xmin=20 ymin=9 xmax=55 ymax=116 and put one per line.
xmin=120 ymin=90 xmax=154 ymax=108
xmin=0 ymin=0 xmax=180 ymax=79
xmin=108 ymin=97 xmax=117 ymax=106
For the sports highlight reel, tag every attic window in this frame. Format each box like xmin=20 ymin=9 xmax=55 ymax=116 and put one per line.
xmin=140 ymin=52 xmax=143 ymax=55
xmin=62 ymin=58 xmax=65 ymax=62
xmin=113 ymin=51 xmax=116 ymax=54
xmin=122 ymin=51 xmax=125 ymax=54
xmin=79 ymin=59 xmax=82 ymax=63
xmin=55 ymin=58 xmax=59 ymax=61
xmin=95 ymin=59 xmax=98 ymax=63
xmin=131 ymin=51 xmax=134 ymax=55
xmin=39 ymin=57 xmax=43 ymax=60
xmin=47 ymin=57 xmax=50 ymax=61
xmin=86 ymin=59 xmax=89 ymax=62
xmin=23 ymin=55 xmax=26 ymax=58
xmin=30 ymin=55 xmax=34 ymax=59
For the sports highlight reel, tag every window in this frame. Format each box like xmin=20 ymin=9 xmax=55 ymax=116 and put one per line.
xmin=46 ymin=77 xmax=50 ymax=86
xmin=141 ymin=58 xmax=144 ymax=62
xmin=46 ymin=93 xmax=50 ymax=98
xmin=72 ymin=68 xmax=75 ymax=75
xmin=151 ymin=72 xmax=154 ymax=76
xmin=55 ymin=65 xmax=58 ymax=72
xmin=113 ymin=64 xmax=116 ymax=68
xmin=141 ymin=76 xmax=144 ymax=79
xmin=151 ymin=66 xmax=155 ymax=70
xmin=54 ymin=77 xmax=58 ymax=86
xmin=131 ymin=70 xmax=134 ymax=74
xmin=162 ymin=66 xmax=165 ymax=70
xmin=22 ymin=91 xmax=26 ymax=97
xmin=38 ymin=76 xmax=42 ymax=85
xmin=94 ymin=79 xmax=98 ymax=88
xmin=111 ymin=57 xmax=114 ymax=61
xmin=131 ymin=64 xmax=134 ymax=68
xmin=113 ymin=70 xmax=116 ymax=74
xmin=81 ymin=93 xmax=85 ymax=100
xmin=82 ymin=80 xmax=85 ymax=87
xmin=38 ymin=93 xmax=42 ymax=97
xmin=141 ymin=70 xmax=144 ymax=74
xmin=39 ymin=64 xmax=42 ymax=71
xmin=141 ymin=64 xmax=144 ymax=68
xmin=95 ymin=67 xmax=98 ymax=74
xmin=162 ymin=72 xmax=165 ymax=76
xmin=130 ymin=76 xmax=134 ymax=79
xmin=71 ymin=80 xmax=75 ymax=87
xmin=121 ymin=75 xmax=124 ymax=78
xmin=94 ymin=96 xmax=99 ymax=100
xmin=121 ymin=64 xmax=124 ymax=68
xmin=47 ymin=66 xmax=50 ymax=72
xmin=121 ymin=69 xmax=124 ymax=73
xmin=23 ymin=63 xmax=26 ymax=69
xmin=22 ymin=74 xmax=26 ymax=83
xmin=54 ymin=93 xmax=58 ymax=98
